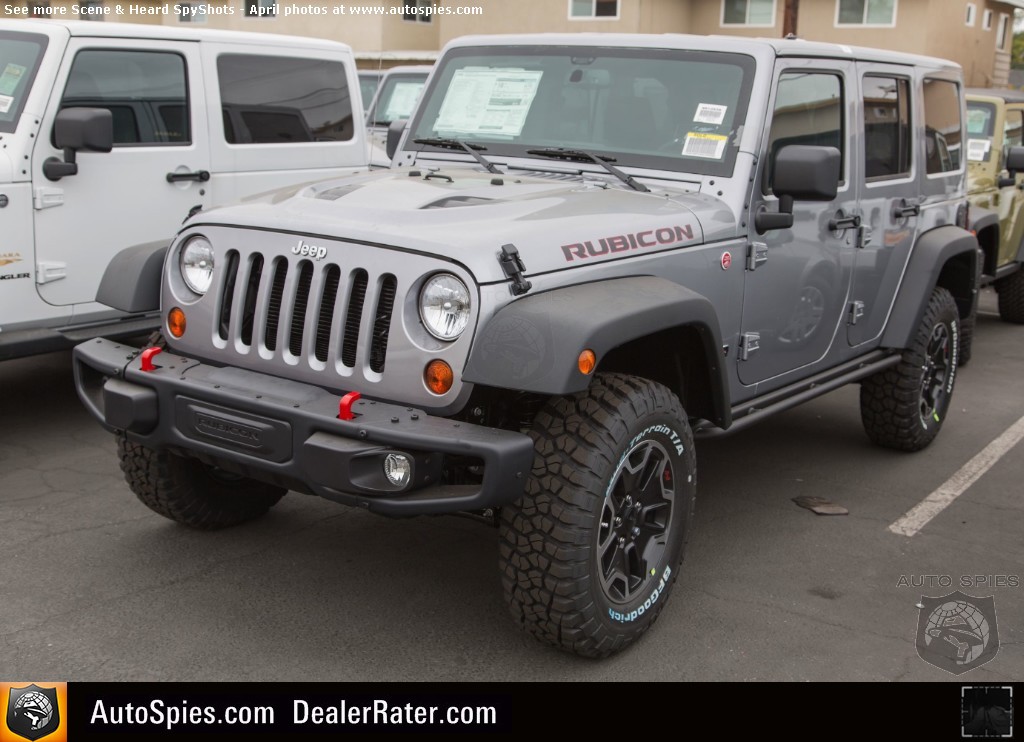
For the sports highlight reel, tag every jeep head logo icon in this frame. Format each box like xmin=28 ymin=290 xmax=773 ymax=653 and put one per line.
xmin=6 ymin=684 xmax=61 ymax=741
xmin=292 ymin=240 xmax=328 ymax=261
xmin=916 ymin=591 xmax=999 ymax=675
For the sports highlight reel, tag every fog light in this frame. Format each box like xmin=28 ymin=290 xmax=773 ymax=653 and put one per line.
xmin=383 ymin=453 xmax=412 ymax=487
xmin=168 ymin=307 xmax=186 ymax=338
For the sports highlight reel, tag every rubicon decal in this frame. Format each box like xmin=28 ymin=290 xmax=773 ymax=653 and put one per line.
xmin=561 ymin=225 xmax=695 ymax=262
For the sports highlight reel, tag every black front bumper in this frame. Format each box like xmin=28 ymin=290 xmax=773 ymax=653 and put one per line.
xmin=73 ymin=339 xmax=534 ymax=516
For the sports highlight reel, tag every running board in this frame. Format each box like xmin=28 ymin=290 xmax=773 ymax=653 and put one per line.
xmin=694 ymin=350 xmax=901 ymax=439
xmin=979 ymin=262 xmax=1021 ymax=287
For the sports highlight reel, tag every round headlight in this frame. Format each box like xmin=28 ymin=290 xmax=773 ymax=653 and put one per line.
xmin=180 ymin=236 xmax=215 ymax=295
xmin=419 ymin=273 xmax=471 ymax=341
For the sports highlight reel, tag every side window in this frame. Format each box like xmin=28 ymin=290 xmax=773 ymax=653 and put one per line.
xmin=863 ymin=75 xmax=911 ymax=180
xmin=923 ymin=78 xmax=963 ymax=174
xmin=60 ymin=50 xmax=189 ymax=145
xmin=765 ymin=71 xmax=844 ymax=192
xmin=1004 ymin=109 xmax=1023 ymax=149
xmin=217 ymin=54 xmax=353 ymax=144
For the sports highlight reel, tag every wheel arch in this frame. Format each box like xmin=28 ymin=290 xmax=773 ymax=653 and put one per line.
xmin=463 ymin=276 xmax=731 ymax=428
xmin=96 ymin=240 xmax=168 ymax=313
xmin=881 ymin=226 xmax=980 ymax=350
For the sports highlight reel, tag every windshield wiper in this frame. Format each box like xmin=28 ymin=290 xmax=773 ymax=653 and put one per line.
xmin=525 ymin=148 xmax=650 ymax=193
xmin=413 ymin=137 xmax=502 ymax=174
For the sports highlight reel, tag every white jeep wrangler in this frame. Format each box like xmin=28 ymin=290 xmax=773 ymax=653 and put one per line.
xmin=0 ymin=20 xmax=367 ymax=360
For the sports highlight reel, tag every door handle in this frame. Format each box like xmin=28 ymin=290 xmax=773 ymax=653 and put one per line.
xmin=892 ymin=202 xmax=920 ymax=220
xmin=829 ymin=213 xmax=861 ymax=231
xmin=166 ymin=170 xmax=210 ymax=183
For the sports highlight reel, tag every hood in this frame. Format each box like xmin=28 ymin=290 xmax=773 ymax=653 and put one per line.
xmin=189 ymin=168 xmax=738 ymax=283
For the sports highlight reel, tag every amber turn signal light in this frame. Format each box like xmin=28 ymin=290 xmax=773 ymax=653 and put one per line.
xmin=168 ymin=307 xmax=186 ymax=338
xmin=425 ymin=359 xmax=454 ymax=395
xmin=578 ymin=349 xmax=596 ymax=375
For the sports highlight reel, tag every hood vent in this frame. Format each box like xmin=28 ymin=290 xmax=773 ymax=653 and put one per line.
xmin=422 ymin=195 xmax=494 ymax=210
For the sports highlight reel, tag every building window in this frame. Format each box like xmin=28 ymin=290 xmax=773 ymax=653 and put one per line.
xmin=78 ymin=1 xmax=104 ymax=20
xmin=722 ymin=0 xmax=775 ymax=26
xmin=997 ymin=13 xmax=1010 ymax=50
xmin=244 ymin=0 xmax=275 ymax=18
xmin=923 ymin=78 xmax=962 ymax=175
xmin=863 ymin=75 xmax=911 ymax=179
xmin=178 ymin=2 xmax=207 ymax=22
xmin=28 ymin=1 xmax=51 ymax=17
xmin=569 ymin=0 xmax=619 ymax=20
xmin=983 ymin=9 xmax=992 ymax=30
xmin=403 ymin=0 xmax=434 ymax=23
xmin=965 ymin=3 xmax=975 ymax=26
xmin=836 ymin=0 xmax=896 ymax=27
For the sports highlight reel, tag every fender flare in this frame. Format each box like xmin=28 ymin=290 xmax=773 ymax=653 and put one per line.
xmin=969 ymin=203 xmax=999 ymax=236
xmin=96 ymin=240 xmax=168 ymax=313
xmin=463 ymin=276 xmax=730 ymax=426
xmin=881 ymin=225 xmax=979 ymax=350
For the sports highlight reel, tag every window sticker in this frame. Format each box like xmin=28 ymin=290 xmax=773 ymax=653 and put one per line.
xmin=0 ymin=63 xmax=26 ymax=96
xmin=0 ymin=95 xmax=12 ymax=114
xmin=966 ymin=138 xmax=991 ymax=162
xmin=965 ymin=107 xmax=991 ymax=135
xmin=382 ymin=81 xmax=425 ymax=121
xmin=682 ymin=132 xmax=728 ymax=159
xmin=693 ymin=103 xmax=727 ymax=125
xmin=433 ymin=67 xmax=543 ymax=137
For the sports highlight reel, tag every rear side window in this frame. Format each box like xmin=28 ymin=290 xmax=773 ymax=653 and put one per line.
xmin=217 ymin=54 xmax=354 ymax=144
xmin=923 ymin=78 xmax=963 ymax=174
xmin=1004 ymin=109 xmax=1023 ymax=148
xmin=863 ymin=75 xmax=911 ymax=179
xmin=0 ymin=31 xmax=48 ymax=134
xmin=765 ymin=71 xmax=844 ymax=191
xmin=60 ymin=50 xmax=189 ymax=145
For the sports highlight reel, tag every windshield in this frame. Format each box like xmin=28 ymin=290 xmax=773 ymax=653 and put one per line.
xmin=358 ymin=71 xmax=381 ymax=109
xmin=0 ymin=31 xmax=48 ymax=134
xmin=408 ymin=45 xmax=755 ymax=177
xmin=367 ymin=73 xmax=428 ymax=126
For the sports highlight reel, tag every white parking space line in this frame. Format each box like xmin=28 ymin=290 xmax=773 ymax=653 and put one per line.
xmin=889 ymin=414 xmax=1024 ymax=537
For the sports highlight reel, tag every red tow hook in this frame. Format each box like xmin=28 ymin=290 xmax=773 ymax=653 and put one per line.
xmin=140 ymin=346 xmax=163 ymax=372
xmin=338 ymin=391 xmax=362 ymax=420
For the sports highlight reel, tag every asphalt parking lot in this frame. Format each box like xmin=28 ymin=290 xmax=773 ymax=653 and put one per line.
xmin=1 ymin=289 xmax=1021 ymax=682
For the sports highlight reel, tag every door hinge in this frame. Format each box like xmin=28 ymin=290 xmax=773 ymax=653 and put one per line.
xmin=36 ymin=261 xmax=67 ymax=284
xmin=848 ymin=300 xmax=865 ymax=325
xmin=739 ymin=332 xmax=760 ymax=361
xmin=33 ymin=186 xmax=64 ymax=210
xmin=855 ymin=224 xmax=872 ymax=249
xmin=747 ymin=241 xmax=768 ymax=271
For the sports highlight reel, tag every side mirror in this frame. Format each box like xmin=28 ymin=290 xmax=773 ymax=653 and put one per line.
xmin=386 ymin=118 xmax=408 ymax=162
xmin=756 ymin=145 xmax=841 ymax=234
xmin=44 ymin=107 xmax=114 ymax=181
xmin=999 ymin=144 xmax=1024 ymax=185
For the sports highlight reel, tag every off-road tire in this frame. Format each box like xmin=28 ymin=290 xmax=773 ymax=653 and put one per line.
xmin=860 ymin=287 xmax=959 ymax=452
xmin=958 ymin=308 xmax=975 ymax=366
xmin=996 ymin=267 xmax=1024 ymax=324
xmin=499 ymin=373 xmax=696 ymax=658
xmin=117 ymin=434 xmax=285 ymax=529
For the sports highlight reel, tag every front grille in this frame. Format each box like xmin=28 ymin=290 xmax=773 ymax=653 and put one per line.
xmin=215 ymin=253 xmax=398 ymax=373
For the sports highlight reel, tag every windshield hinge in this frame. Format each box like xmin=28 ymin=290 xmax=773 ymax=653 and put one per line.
xmin=499 ymin=243 xmax=532 ymax=296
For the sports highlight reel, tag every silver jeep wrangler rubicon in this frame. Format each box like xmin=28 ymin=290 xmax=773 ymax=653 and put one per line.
xmin=74 ymin=34 xmax=979 ymax=657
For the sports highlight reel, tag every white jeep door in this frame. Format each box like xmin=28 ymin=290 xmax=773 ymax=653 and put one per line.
xmin=32 ymin=38 xmax=210 ymax=306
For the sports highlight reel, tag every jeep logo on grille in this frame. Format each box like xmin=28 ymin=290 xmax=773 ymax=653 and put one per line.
xmin=292 ymin=240 xmax=328 ymax=261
